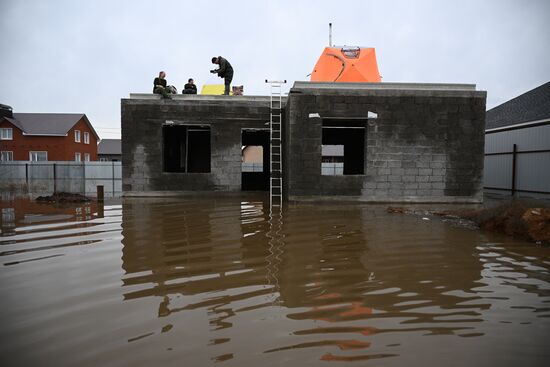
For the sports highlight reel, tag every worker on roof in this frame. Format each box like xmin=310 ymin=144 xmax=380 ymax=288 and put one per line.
xmin=182 ymin=78 xmax=197 ymax=94
xmin=210 ymin=56 xmax=233 ymax=95
xmin=153 ymin=71 xmax=175 ymax=99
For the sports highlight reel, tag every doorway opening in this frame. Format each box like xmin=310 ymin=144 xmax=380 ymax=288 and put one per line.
xmin=242 ymin=130 xmax=269 ymax=191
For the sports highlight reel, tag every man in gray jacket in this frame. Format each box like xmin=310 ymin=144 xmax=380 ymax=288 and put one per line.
xmin=211 ymin=56 xmax=234 ymax=95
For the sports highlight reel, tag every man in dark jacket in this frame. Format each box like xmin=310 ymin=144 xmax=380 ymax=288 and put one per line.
xmin=153 ymin=71 xmax=172 ymax=99
xmin=183 ymin=78 xmax=197 ymax=94
xmin=211 ymin=56 xmax=234 ymax=95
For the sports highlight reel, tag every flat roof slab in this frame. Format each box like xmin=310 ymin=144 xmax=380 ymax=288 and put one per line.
xmin=293 ymin=81 xmax=477 ymax=91
xmin=291 ymin=81 xmax=486 ymax=98
xmin=129 ymin=93 xmax=285 ymax=101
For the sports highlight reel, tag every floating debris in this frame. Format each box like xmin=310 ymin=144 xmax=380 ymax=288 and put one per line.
xmin=388 ymin=201 xmax=550 ymax=245
xmin=36 ymin=192 xmax=91 ymax=203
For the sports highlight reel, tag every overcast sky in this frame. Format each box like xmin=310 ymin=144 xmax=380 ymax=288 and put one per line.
xmin=1 ymin=0 xmax=549 ymax=139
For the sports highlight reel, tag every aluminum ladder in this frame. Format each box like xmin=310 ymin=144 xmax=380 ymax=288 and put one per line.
xmin=265 ymin=80 xmax=286 ymax=207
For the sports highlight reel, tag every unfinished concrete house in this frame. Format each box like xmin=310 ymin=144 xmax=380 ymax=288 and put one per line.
xmin=122 ymin=81 xmax=486 ymax=203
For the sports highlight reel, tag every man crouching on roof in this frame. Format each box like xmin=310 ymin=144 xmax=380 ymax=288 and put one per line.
xmin=210 ymin=56 xmax=234 ymax=95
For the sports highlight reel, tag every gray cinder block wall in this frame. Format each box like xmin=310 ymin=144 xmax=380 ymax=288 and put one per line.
xmin=121 ymin=95 xmax=272 ymax=194
xmin=285 ymin=82 xmax=486 ymax=202
xmin=122 ymin=82 xmax=486 ymax=203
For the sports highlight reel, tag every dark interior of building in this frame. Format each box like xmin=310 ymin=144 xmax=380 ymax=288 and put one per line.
xmin=322 ymin=120 xmax=365 ymax=175
xmin=163 ymin=125 xmax=211 ymax=173
xmin=242 ymin=130 xmax=270 ymax=191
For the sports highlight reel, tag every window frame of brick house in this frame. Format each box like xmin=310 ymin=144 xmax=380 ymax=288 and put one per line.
xmin=75 ymin=130 xmax=81 ymax=143
xmin=29 ymin=151 xmax=48 ymax=161
xmin=84 ymin=153 xmax=90 ymax=162
xmin=1 ymin=151 xmax=14 ymax=161
xmin=75 ymin=152 xmax=81 ymax=162
xmin=84 ymin=131 xmax=90 ymax=144
xmin=0 ymin=128 xmax=13 ymax=140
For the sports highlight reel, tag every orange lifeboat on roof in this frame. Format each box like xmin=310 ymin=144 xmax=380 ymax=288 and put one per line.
xmin=310 ymin=46 xmax=381 ymax=83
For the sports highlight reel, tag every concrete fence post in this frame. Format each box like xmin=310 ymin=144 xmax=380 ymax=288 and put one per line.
xmin=511 ymin=143 xmax=517 ymax=197
xmin=112 ymin=161 xmax=115 ymax=197
xmin=25 ymin=163 xmax=28 ymax=190
xmin=53 ymin=163 xmax=57 ymax=194
xmin=97 ymin=185 xmax=104 ymax=202
xmin=82 ymin=162 xmax=86 ymax=196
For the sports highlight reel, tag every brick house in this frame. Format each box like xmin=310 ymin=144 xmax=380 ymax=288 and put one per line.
xmin=0 ymin=107 xmax=99 ymax=162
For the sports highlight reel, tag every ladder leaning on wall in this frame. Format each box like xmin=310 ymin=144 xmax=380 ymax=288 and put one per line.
xmin=265 ymin=80 xmax=286 ymax=207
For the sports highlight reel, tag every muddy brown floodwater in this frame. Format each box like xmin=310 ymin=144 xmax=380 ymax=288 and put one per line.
xmin=1 ymin=196 xmax=549 ymax=366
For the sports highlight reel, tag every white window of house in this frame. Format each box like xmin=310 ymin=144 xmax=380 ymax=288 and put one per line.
xmin=1 ymin=151 xmax=14 ymax=161
xmin=29 ymin=151 xmax=48 ymax=161
xmin=321 ymin=145 xmax=344 ymax=176
xmin=84 ymin=132 xmax=90 ymax=144
xmin=0 ymin=128 xmax=13 ymax=140
xmin=75 ymin=130 xmax=81 ymax=143
xmin=75 ymin=152 xmax=81 ymax=162
xmin=84 ymin=153 xmax=90 ymax=162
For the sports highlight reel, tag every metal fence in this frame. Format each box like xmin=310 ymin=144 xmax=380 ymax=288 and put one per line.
xmin=241 ymin=162 xmax=264 ymax=172
xmin=484 ymin=124 xmax=550 ymax=198
xmin=0 ymin=161 xmax=122 ymax=198
xmin=321 ymin=162 xmax=344 ymax=176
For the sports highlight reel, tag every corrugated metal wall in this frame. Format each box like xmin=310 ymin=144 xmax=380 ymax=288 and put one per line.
xmin=0 ymin=161 xmax=122 ymax=197
xmin=484 ymin=123 xmax=550 ymax=198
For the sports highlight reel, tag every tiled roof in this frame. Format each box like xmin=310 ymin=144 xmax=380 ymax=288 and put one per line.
xmin=486 ymin=82 xmax=550 ymax=130
xmin=98 ymin=139 xmax=121 ymax=155
xmin=2 ymin=113 xmax=99 ymax=139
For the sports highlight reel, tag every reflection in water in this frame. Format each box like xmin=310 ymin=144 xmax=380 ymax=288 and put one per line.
xmin=1 ymin=196 xmax=549 ymax=366
xmin=265 ymin=204 xmax=285 ymax=303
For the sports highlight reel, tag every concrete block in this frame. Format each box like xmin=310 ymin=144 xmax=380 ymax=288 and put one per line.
xmin=387 ymin=161 xmax=402 ymax=168
xmin=404 ymin=168 xmax=419 ymax=175
xmin=363 ymin=181 xmax=377 ymax=189
xmin=361 ymin=188 xmax=375 ymax=196
xmin=401 ymin=160 xmax=416 ymax=169
xmin=389 ymin=189 xmax=403 ymax=196
xmin=390 ymin=181 xmax=404 ymax=189
xmin=391 ymin=168 xmax=405 ymax=175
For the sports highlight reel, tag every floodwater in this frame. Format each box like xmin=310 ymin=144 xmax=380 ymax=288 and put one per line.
xmin=1 ymin=196 xmax=549 ymax=367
